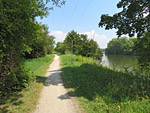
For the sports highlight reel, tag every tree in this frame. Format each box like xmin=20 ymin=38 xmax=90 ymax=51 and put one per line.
xmin=55 ymin=42 xmax=65 ymax=54
xmin=87 ymin=39 xmax=98 ymax=57
xmin=46 ymin=0 xmax=65 ymax=6
xmin=64 ymin=30 xmax=80 ymax=54
xmin=47 ymin=35 xmax=55 ymax=54
xmin=106 ymin=37 xmax=136 ymax=55
xmin=62 ymin=30 xmax=103 ymax=61
xmin=135 ymin=32 xmax=150 ymax=69
xmin=24 ymin=24 xmax=55 ymax=58
xmin=0 ymin=0 xmax=63 ymax=96
xmin=95 ymin=48 xmax=103 ymax=62
xmin=98 ymin=0 xmax=150 ymax=69
xmin=99 ymin=0 xmax=150 ymax=37
xmin=106 ymin=38 xmax=122 ymax=54
xmin=78 ymin=34 xmax=89 ymax=56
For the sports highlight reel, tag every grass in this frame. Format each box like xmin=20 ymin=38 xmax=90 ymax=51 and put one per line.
xmin=61 ymin=55 xmax=150 ymax=113
xmin=0 ymin=55 xmax=54 ymax=113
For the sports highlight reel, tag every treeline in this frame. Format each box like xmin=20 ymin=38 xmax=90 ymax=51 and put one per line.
xmin=0 ymin=0 xmax=57 ymax=96
xmin=105 ymin=34 xmax=150 ymax=69
xmin=23 ymin=24 xmax=55 ymax=59
xmin=55 ymin=30 xmax=103 ymax=61
xmin=105 ymin=37 xmax=137 ymax=55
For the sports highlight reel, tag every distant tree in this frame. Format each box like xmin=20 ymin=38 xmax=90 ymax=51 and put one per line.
xmin=87 ymin=39 xmax=98 ymax=57
xmin=47 ymin=35 xmax=55 ymax=54
xmin=63 ymin=30 xmax=103 ymax=61
xmin=95 ymin=48 xmax=103 ymax=62
xmin=78 ymin=34 xmax=89 ymax=56
xmin=106 ymin=38 xmax=123 ymax=54
xmin=55 ymin=42 xmax=65 ymax=54
xmin=106 ymin=37 xmax=136 ymax=55
xmin=64 ymin=30 xmax=80 ymax=54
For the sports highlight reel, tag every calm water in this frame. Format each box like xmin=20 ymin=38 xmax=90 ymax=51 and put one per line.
xmin=102 ymin=54 xmax=138 ymax=70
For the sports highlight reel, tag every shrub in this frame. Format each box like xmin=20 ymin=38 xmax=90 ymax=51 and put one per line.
xmin=0 ymin=65 xmax=35 ymax=96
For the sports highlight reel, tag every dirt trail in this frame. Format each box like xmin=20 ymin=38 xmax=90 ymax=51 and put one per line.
xmin=33 ymin=55 xmax=78 ymax=113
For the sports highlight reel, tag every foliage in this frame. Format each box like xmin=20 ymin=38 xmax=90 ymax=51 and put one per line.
xmin=24 ymin=24 xmax=55 ymax=58
xmin=135 ymin=32 xmax=150 ymax=69
xmin=98 ymin=0 xmax=150 ymax=68
xmin=61 ymin=55 xmax=150 ymax=113
xmin=106 ymin=37 xmax=136 ymax=55
xmin=0 ymin=64 xmax=35 ymax=96
xmin=47 ymin=35 xmax=55 ymax=54
xmin=99 ymin=0 xmax=150 ymax=37
xmin=46 ymin=0 xmax=65 ymax=6
xmin=64 ymin=30 xmax=80 ymax=54
xmin=55 ymin=42 xmax=65 ymax=54
xmin=0 ymin=55 xmax=54 ymax=113
xmin=0 ymin=0 xmax=61 ymax=96
xmin=56 ymin=30 xmax=103 ymax=61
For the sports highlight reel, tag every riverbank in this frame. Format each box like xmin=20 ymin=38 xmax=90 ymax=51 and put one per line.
xmin=102 ymin=54 xmax=138 ymax=70
xmin=0 ymin=55 xmax=54 ymax=113
xmin=61 ymin=55 xmax=150 ymax=113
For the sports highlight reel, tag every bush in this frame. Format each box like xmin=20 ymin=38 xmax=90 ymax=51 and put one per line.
xmin=0 ymin=65 xmax=35 ymax=96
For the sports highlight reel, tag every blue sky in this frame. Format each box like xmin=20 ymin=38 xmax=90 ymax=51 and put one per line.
xmin=37 ymin=0 xmax=121 ymax=48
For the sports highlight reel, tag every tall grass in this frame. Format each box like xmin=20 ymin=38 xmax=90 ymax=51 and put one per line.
xmin=0 ymin=55 xmax=54 ymax=113
xmin=61 ymin=55 xmax=150 ymax=113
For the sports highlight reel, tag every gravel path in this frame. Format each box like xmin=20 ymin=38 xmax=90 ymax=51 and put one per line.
xmin=33 ymin=55 xmax=78 ymax=113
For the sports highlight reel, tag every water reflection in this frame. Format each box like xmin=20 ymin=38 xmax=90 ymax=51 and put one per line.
xmin=102 ymin=54 xmax=138 ymax=70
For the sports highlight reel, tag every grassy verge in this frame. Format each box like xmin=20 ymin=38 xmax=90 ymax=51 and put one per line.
xmin=0 ymin=55 xmax=54 ymax=113
xmin=61 ymin=55 xmax=150 ymax=113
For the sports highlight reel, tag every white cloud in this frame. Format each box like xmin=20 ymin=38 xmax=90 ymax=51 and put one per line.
xmin=50 ymin=31 xmax=67 ymax=44
xmin=50 ymin=30 xmax=111 ymax=48
xmin=82 ymin=30 xmax=111 ymax=48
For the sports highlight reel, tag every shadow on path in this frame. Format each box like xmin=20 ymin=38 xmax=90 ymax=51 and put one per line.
xmin=58 ymin=93 xmax=71 ymax=100
xmin=45 ymin=69 xmax=62 ymax=86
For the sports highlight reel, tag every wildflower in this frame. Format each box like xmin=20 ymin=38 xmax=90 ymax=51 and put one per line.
xmin=118 ymin=105 xmax=121 ymax=111
xmin=145 ymin=95 xmax=149 ymax=99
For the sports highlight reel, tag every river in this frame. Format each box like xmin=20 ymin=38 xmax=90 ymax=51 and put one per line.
xmin=102 ymin=54 xmax=138 ymax=70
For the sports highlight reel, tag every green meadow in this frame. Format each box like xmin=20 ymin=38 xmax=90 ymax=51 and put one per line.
xmin=0 ymin=55 xmax=54 ymax=113
xmin=61 ymin=55 xmax=150 ymax=113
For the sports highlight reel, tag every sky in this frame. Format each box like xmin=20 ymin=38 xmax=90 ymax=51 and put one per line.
xmin=37 ymin=0 xmax=121 ymax=48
